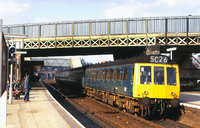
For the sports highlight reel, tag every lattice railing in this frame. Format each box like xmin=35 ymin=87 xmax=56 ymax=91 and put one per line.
xmin=10 ymin=34 xmax=200 ymax=49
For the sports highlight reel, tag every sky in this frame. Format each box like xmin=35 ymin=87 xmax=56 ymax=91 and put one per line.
xmin=29 ymin=54 xmax=114 ymax=65
xmin=1 ymin=0 xmax=199 ymax=25
xmin=1 ymin=0 xmax=199 ymax=63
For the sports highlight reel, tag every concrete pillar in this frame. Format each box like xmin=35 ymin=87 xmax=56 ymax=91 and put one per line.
xmin=21 ymin=55 xmax=25 ymax=80
xmin=15 ymin=53 xmax=22 ymax=81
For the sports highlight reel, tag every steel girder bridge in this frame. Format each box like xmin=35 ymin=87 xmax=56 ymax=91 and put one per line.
xmin=3 ymin=16 xmax=200 ymax=54
xmin=3 ymin=16 xmax=200 ymax=89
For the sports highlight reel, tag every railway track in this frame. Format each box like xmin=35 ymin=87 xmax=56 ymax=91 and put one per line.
xmin=42 ymin=81 xmax=111 ymax=128
xmin=42 ymin=80 xmax=193 ymax=128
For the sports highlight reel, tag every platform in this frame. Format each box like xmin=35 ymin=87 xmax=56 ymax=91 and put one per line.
xmin=180 ymin=90 xmax=200 ymax=109
xmin=6 ymin=81 xmax=84 ymax=128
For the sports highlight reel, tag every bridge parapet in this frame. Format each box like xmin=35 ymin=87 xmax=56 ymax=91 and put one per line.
xmin=3 ymin=16 xmax=200 ymax=49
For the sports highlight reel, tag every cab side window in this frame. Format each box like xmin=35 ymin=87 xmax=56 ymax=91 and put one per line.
xmin=140 ymin=66 xmax=151 ymax=84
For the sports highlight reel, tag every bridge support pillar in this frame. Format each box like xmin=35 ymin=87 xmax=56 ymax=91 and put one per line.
xmin=21 ymin=55 xmax=25 ymax=80
xmin=15 ymin=53 xmax=22 ymax=82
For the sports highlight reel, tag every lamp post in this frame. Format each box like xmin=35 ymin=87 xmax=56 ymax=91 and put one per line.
xmin=6 ymin=34 xmax=27 ymax=104
xmin=8 ymin=51 xmax=27 ymax=104
xmin=8 ymin=38 xmax=15 ymax=104
xmin=8 ymin=54 xmax=14 ymax=104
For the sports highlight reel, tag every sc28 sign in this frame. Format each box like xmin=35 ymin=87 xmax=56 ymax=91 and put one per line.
xmin=150 ymin=56 xmax=168 ymax=64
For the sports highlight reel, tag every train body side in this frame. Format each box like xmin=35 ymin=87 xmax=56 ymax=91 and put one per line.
xmin=84 ymin=63 xmax=180 ymax=100
xmin=55 ymin=67 xmax=85 ymax=88
xmin=84 ymin=64 xmax=133 ymax=97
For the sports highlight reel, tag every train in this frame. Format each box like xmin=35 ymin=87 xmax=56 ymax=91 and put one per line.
xmin=55 ymin=55 xmax=180 ymax=117
xmin=55 ymin=66 xmax=86 ymax=89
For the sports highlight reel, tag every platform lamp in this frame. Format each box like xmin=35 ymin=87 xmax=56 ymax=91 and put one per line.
xmin=5 ymin=34 xmax=27 ymax=104
xmin=8 ymin=50 xmax=27 ymax=105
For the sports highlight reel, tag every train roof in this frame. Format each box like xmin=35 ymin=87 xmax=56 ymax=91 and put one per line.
xmin=87 ymin=55 xmax=172 ymax=69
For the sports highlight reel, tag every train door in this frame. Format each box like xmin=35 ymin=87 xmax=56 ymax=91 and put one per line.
xmin=90 ymin=70 xmax=94 ymax=88
xmin=98 ymin=69 xmax=102 ymax=90
xmin=103 ymin=69 xmax=108 ymax=91
xmin=127 ymin=65 xmax=134 ymax=96
xmin=85 ymin=70 xmax=90 ymax=87
xmin=88 ymin=70 xmax=92 ymax=88
xmin=94 ymin=70 xmax=98 ymax=89
xmin=114 ymin=67 xmax=121 ymax=93
xmin=52 ymin=73 xmax=55 ymax=79
xmin=108 ymin=68 xmax=114 ymax=92
xmin=121 ymin=66 xmax=131 ymax=95
xmin=48 ymin=73 xmax=51 ymax=79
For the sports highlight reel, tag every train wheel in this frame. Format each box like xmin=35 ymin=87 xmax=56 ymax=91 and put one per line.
xmin=108 ymin=95 xmax=114 ymax=106
xmin=141 ymin=106 xmax=150 ymax=117
xmin=102 ymin=93 xmax=108 ymax=103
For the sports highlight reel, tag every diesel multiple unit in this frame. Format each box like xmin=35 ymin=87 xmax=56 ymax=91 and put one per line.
xmin=55 ymin=55 xmax=180 ymax=117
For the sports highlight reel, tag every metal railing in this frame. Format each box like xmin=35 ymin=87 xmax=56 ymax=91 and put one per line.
xmin=3 ymin=16 xmax=200 ymax=38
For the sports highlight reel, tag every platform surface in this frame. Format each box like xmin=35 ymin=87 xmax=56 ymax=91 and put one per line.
xmin=6 ymin=81 xmax=84 ymax=128
xmin=180 ymin=90 xmax=200 ymax=109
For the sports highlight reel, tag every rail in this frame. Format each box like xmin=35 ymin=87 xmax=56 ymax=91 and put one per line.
xmin=41 ymin=81 xmax=112 ymax=128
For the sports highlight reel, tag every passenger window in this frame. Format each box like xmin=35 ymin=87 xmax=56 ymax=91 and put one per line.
xmin=154 ymin=67 xmax=164 ymax=85
xmin=92 ymin=71 xmax=95 ymax=79
xmin=89 ymin=71 xmax=92 ymax=79
xmin=95 ymin=70 xmax=98 ymax=79
xmin=167 ymin=67 xmax=177 ymax=85
xmin=116 ymin=69 xmax=120 ymax=81
xmin=107 ymin=70 xmax=109 ymax=80
xmin=99 ymin=70 xmax=103 ymax=80
xmin=122 ymin=68 xmax=128 ymax=81
xmin=140 ymin=66 xmax=151 ymax=84
xmin=113 ymin=70 xmax=116 ymax=80
xmin=109 ymin=69 xmax=114 ymax=80
xmin=104 ymin=69 xmax=108 ymax=80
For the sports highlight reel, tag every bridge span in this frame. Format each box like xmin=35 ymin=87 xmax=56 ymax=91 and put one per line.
xmin=2 ymin=16 xmax=200 ymax=91
xmin=3 ymin=16 xmax=200 ymax=57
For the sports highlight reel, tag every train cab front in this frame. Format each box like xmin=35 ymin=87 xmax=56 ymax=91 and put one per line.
xmin=133 ymin=63 xmax=180 ymax=116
